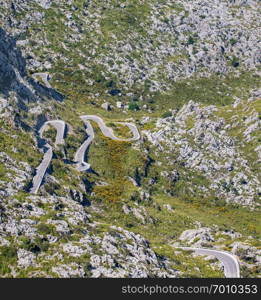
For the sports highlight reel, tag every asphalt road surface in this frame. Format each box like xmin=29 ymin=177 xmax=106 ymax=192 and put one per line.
xmin=30 ymin=120 xmax=65 ymax=194
xmin=180 ymin=247 xmax=240 ymax=278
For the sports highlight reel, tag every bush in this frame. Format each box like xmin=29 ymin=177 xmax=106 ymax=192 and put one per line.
xmin=37 ymin=223 xmax=54 ymax=235
xmin=0 ymin=245 xmax=17 ymax=276
xmin=187 ymin=36 xmax=195 ymax=45
xmin=231 ymin=56 xmax=240 ymax=68
xmin=1 ymin=246 xmax=17 ymax=259
xmin=109 ymin=89 xmax=121 ymax=96
xmin=230 ymin=38 xmax=237 ymax=46
xmin=45 ymin=181 xmax=60 ymax=194
xmin=128 ymin=102 xmax=140 ymax=111
xmin=161 ymin=111 xmax=172 ymax=118
xmin=21 ymin=237 xmax=49 ymax=253
xmin=54 ymin=146 xmax=64 ymax=159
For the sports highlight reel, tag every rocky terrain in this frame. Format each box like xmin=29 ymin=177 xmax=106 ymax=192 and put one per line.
xmin=143 ymin=96 xmax=261 ymax=207
xmin=0 ymin=0 xmax=260 ymax=278
xmin=0 ymin=0 xmax=260 ymax=106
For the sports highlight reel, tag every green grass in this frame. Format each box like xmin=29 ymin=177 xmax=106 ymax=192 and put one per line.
xmin=105 ymin=122 xmax=134 ymax=139
xmin=89 ymin=122 xmax=143 ymax=202
xmin=0 ymin=245 xmax=17 ymax=277
xmin=0 ymin=163 xmax=8 ymax=181
xmin=152 ymin=71 xmax=260 ymax=111
xmin=155 ymin=194 xmax=261 ymax=240
xmin=0 ymin=120 xmax=42 ymax=168
xmin=42 ymin=125 xmax=57 ymax=146
xmin=100 ymin=0 xmax=151 ymax=38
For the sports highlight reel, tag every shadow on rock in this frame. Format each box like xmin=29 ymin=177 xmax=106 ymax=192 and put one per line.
xmin=0 ymin=27 xmax=64 ymax=106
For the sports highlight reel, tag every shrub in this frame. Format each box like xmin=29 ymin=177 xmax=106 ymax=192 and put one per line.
xmin=161 ymin=111 xmax=172 ymax=118
xmin=37 ymin=223 xmax=54 ymax=235
xmin=187 ymin=36 xmax=195 ymax=45
xmin=231 ymin=56 xmax=240 ymax=68
xmin=20 ymin=237 xmax=49 ymax=253
xmin=1 ymin=246 xmax=17 ymax=259
xmin=0 ymin=245 xmax=17 ymax=276
xmin=109 ymin=89 xmax=121 ymax=96
xmin=43 ymin=126 xmax=57 ymax=144
xmin=128 ymin=102 xmax=140 ymax=111
xmin=230 ymin=38 xmax=237 ymax=46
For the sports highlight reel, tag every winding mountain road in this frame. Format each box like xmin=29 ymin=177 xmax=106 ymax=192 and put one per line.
xmin=180 ymin=247 xmax=240 ymax=278
xmin=74 ymin=115 xmax=140 ymax=171
xmin=29 ymin=116 xmax=240 ymax=277
xmin=30 ymin=120 xmax=65 ymax=194
xmin=31 ymin=116 xmax=139 ymax=189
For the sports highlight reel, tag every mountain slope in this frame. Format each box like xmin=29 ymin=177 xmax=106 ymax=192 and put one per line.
xmin=0 ymin=0 xmax=260 ymax=278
